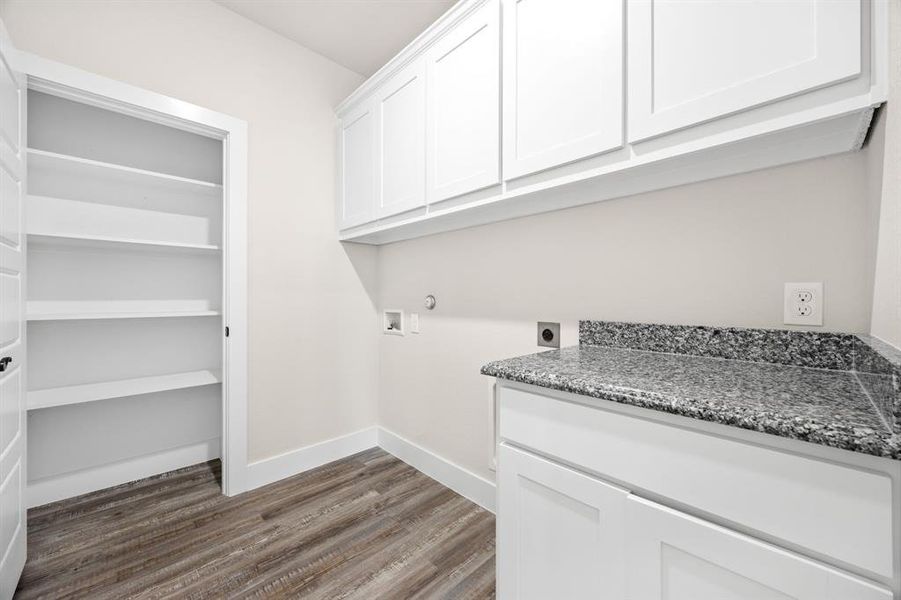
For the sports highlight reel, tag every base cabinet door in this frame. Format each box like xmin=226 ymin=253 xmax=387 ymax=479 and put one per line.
xmin=501 ymin=0 xmax=624 ymax=180
xmin=497 ymin=444 xmax=627 ymax=600
xmin=626 ymin=496 xmax=891 ymax=600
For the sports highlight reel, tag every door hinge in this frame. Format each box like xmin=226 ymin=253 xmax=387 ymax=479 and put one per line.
xmin=225 ymin=326 xmax=230 ymax=338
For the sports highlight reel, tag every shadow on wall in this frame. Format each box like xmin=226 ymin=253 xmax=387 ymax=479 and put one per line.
xmin=342 ymin=241 xmax=379 ymax=311
xmin=373 ymin=149 xmax=878 ymax=333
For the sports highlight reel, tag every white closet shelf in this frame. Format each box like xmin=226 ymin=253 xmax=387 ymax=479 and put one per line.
xmin=27 ymin=302 xmax=222 ymax=321
xmin=27 ymin=148 xmax=222 ymax=196
xmin=28 ymin=232 xmax=221 ymax=253
xmin=28 ymin=369 xmax=223 ymax=411
xmin=27 ymin=310 xmax=221 ymax=321
xmin=27 ymin=311 xmax=221 ymax=321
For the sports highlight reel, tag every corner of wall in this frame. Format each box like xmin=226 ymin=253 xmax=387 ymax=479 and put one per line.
xmin=868 ymin=0 xmax=901 ymax=349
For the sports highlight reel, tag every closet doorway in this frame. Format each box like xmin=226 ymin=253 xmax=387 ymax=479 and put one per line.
xmin=20 ymin=52 xmax=248 ymax=506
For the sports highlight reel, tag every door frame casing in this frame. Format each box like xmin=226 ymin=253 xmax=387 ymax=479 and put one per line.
xmin=17 ymin=51 xmax=250 ymax=497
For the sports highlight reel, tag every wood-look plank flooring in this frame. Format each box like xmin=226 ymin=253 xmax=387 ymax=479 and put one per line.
xmin=16 ymin=448 xmax=496 ymax=599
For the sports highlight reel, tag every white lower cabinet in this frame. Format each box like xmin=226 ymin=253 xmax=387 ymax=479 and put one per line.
xmin=497 ymin=443 xmax=627 ymax=600
xmin=498 ymin=442 xmax=893 ymax=599
xmin=626 ymin=496 xmax=892 ymax=600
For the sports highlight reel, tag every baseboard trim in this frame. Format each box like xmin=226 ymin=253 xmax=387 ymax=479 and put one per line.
xmin=28 ymin=438 xmax=220 ymax=508
xmin=245 ymin=427 xmax=378 ymax=490
xmin=28 ymin=426 xmax=497 ymax=514
xmin=378 ymin=428 xmax=496 ymax=513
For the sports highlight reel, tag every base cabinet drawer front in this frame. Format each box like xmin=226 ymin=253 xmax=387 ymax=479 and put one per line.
xmin=626 ymin=496 xmax=892 ymax=600
xmin=338 ymin=101 xmax=376 ymax=229
xmin=499 ymin=386 xmax=895 ymax=579
xmin=627 ymin=0 xmax=862 ymax=142
xmin=426 ymin=0 xmax=500 ymax=203
xmin=501 ymin=0 xmax=624 ymax=180
xmin=376 ymin=61 xmax=426 ymax=218
xmin=497 ymin=443 xmax=627 ymax=600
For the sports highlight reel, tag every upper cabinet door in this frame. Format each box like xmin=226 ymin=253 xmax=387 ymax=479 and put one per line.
xmin=502 ymin=0 xmax=624 ymax=180
xmin=628 ymin=0 xmax=862 ymax=142
xmin=497 ymin=444 xmax=627 ymax=600
xmin=376 ymin=61 xmax=426 ymax=218
xmin=337 ymin=101 xmax=376 ymax=229
xmin=426 ymin=0 xmax=500 ymax=204
xmin=626 ymin=496 xmax=891 ymax=600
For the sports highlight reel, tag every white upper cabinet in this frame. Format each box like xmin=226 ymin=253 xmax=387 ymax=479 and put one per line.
xmin=628 ymin=0 xmax=862 ymax=142
xmin=335 ymin=0 xmax=884 ymax=242
xmin=502 ymin=0 xmax=624 ymax=180
xmin=376 ymin=61 xmax=426 ymax=218
xmin=626 ymin=496 xmax=892 ymax=600
xmin=337 ymin=100 xmax=376 ymax=229
xmin=426 ymin=0 xmax=500 ymax=203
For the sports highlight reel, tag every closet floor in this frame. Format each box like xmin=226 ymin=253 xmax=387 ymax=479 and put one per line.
xmin=16 ymin=448 xmax=496 ymax=599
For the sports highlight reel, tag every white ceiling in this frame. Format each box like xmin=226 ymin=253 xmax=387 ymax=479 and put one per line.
xmin=215 ymin=0 xmax=456 ymax=77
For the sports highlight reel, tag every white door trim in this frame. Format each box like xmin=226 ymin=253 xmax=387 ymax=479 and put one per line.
xmin=16 ymin=52 xmax=250 ymax=496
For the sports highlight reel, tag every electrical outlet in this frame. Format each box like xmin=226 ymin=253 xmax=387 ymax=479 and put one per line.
xmin=784 ymin=282 xmax=823 ymax=326
xmin=537 ymin=322 xmax=561 ymax=348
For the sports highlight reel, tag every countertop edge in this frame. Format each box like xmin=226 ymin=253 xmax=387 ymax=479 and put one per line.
xmin=482 ymin=361 xmax=900 ymax=460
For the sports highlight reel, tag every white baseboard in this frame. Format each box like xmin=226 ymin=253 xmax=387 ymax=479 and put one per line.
xmin=244 ymin=426 xmax=496 ymax=513
xmin=245 ymin=427 xmax=378 ymax=490
xmin=378 ymin=428 xmax=496 ymax=513
xmin=28 ymin=438 xmax=220 ymax=508
xmin=27 ymin=426 xmax=497 ymax=515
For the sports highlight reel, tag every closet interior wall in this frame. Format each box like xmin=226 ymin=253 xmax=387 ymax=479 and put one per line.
xmin=25 ymin=90 xmax=225 ymax=506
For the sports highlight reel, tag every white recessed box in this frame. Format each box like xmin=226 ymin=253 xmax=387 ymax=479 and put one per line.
xmin=383 ymin=309 xmax=405 ymax=335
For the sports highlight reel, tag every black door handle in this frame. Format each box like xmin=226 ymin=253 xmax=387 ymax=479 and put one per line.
xmin=0 ymin=357 xmax=11 ymax=372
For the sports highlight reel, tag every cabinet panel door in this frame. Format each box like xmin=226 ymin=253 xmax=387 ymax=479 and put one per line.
xmin=502 ymin=0 xmax=624 ymax=180
xmin=628 ymin=0 xmax=862 ymax=142
xmin=626 ymin=496 xmax=891 ymax=600
xmin=426 ymin=0 xmax=500 ymax=203
xmin=338 ymin=101 xmax=376 ymax=229
xmin=498 ymin=444 xmax=627 ymax=600
xmin=377 ymin=61 xmax=426 ymax=218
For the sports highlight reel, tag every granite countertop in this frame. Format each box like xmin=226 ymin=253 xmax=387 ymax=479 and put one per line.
xmin=482 ymin=321 xmax=901 ymax=460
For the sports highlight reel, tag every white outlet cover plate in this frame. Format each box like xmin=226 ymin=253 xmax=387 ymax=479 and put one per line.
xmin=784 ymin=282 xmax=823 ymax=326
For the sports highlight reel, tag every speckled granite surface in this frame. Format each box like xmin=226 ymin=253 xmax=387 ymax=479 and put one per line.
xmin=482 ymin=321 xmax=901 ymax=459
xmin=854 ymin=334 xmax=901 ymax=433
xmin=579 ymin=320 xmax=857 ymax=370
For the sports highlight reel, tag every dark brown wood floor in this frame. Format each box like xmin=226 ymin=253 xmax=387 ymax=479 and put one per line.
xmin=16 ymin=448 xmax=496 ymax=599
